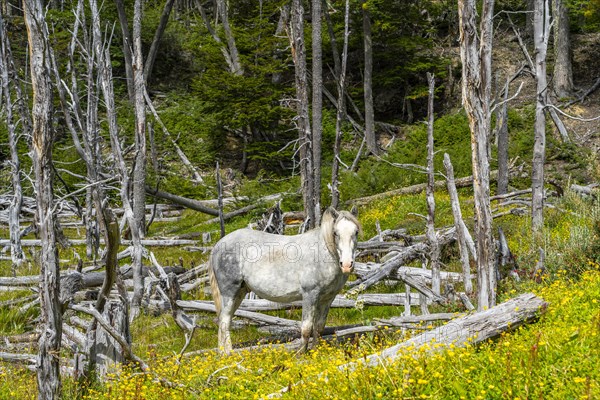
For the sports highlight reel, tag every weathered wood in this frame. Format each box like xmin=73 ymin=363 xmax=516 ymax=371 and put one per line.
xmin=347 ymin=293 xmax=547 ymax=367
xmin=23 ymin=0 xmax=63 ymax=395
xmin=177 ymin=300 xmax=300 ymax=328
xmin=353 ymin=263 xmax=466 ymax=285
xmin=233 ymin=293 xmax=428 ymax=312
xmin=444 ymin=153 xmax=474 ymax=294
xmin=0 ymin=352 xmax=36 ymax=365
xmin=177 ymin=263 xmax=208 ymax=284
xmin=425 ymin=73 xmax=440 ymax=296
xmin=348 ymin=229 xmax=457 ymax=290
xmin=570 ymin=183 xmax=598 ymax=198
xmin=145 ymin=186 xmax=220 ymax=216
xmin=0 ymin=265 xmax=185 ymax=288
xmin=375 ymin=312 xmax=458 ymax=327
xmin=0 ymin=238 xmax=198 ymax=247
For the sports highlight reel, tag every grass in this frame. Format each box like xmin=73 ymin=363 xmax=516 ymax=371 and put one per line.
xmin=0 ymin=188 xmax=598 ymax=399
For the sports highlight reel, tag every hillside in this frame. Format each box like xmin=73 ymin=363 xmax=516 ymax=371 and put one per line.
xmin=1 ymin=1 xmax=600 ymax=399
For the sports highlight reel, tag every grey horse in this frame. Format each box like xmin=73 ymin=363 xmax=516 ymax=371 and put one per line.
xmin=209 ymin=207 xmax=361 ymax=354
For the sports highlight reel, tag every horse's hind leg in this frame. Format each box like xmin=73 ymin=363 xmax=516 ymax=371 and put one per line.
xmin=218 ymin=285 xmax=247 ymax=354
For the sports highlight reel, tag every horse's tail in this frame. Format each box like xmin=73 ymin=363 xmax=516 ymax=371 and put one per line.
xmin=209 ymin=258 xmax=222 ymax=317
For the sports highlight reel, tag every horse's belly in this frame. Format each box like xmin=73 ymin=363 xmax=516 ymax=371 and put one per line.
xmin=243 ymin=268 xmax=302 ymax=303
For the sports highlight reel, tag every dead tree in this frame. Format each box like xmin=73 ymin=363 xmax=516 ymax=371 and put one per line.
xmin=144 ymin=0 xmax=176 ymax=83
xmin=444 ymin=153 xmax=474 ymax=294
xmin=531 ymin=0 xmax=551 ymax=231
xmin=311 ymin=0 xmax=323 ymax=225
xmin=23 ymin=0 xmax=62 ymax=396
xmin=458 ymin=0 xmax=497 ymax=310
xmin=552 ymin=0 xmax=574 ymax=98
xmin=331 ymin=0 xmax=350 ymax=209
xmin=425 ymin=73 xmax=441 ymax=295
xmin=216 ymin=0 xmax=243 ymax=76
xmin=362 ymin=1 xmax=378 ymax=155
xmin=0 ymin=15 xmax=25 ymax=270
xmin=114 ymin=0 xmax=135 ymax=101
xmin=290 ymin=0 xmax=316 ymax=229
xmin=132 ymin=0 xmax=148 ymax=238
xmin=91 ymin=10 xmax=145 ymax=320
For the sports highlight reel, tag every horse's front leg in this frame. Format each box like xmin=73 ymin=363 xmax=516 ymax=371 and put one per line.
xmin=314 ymin=300 xmax=333 ymax=340
xmin=299 ymin=292 xmax=318 ymax=353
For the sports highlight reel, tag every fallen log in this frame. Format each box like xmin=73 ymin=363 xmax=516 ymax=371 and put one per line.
xmin=351 ymin=292 xmax=547 ymax=367
xmin=0 ymin=265 xmax=185 ymax=288
xmin=234 ymin=293 xmax=428 ymax=312
xmin=349 ymin=171 xmax=500 ymax=206
xmin=0 ymin=352 xmax=36 ymax=365
xmin=570 ymin=183 xmax=598 ymax=198
xmin=145 ymin=186 xmax=220 ymax=216
xmin=176 ymin=300 xmax=300 ymax=328
xmin=0 ymin=238 xmax=199 ymax=247
xmin=353 ymin=263 xmax=466 ymax=284
xmin=348 ymin=228 xmax=457 ymax=291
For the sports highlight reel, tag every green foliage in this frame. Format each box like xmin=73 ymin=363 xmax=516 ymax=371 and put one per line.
xmin=568 ymin=0 xmax=600 ymax=32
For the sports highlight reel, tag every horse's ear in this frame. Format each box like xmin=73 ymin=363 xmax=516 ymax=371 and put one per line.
xmin=350 ymin=205 xmax=358 ymax=217
xmin=325 ymin=207 xmax=339 ymax=219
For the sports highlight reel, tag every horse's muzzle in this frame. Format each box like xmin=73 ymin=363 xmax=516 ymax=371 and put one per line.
xmin=340 ymin=261 xmax=354 ymax=274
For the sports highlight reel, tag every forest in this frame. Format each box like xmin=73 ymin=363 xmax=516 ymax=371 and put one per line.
xmin=0 ymin=0 xmax=599 ymax=398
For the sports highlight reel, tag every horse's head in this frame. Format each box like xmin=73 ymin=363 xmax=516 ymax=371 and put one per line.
xmin=322 ymin=207 xmax=361 ymax=274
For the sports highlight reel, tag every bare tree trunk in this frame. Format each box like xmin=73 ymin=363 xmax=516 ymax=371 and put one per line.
xmin=531 ymin=0 xmax=550 ymax=231
xmin=496 ymin=76 xmax=510 ymax=195
xmin=331 ymin=0 xmax=350 ymax=210
xmin=114 ymin=0 xmax=135 ymax=101
xmin=552 ymin=0 xmax=574 ymax=98
xmin=444 ymin=153 xmax=474 ymax=294
xmin=92 ymin=13 xmax=144 ymax=320
xmin=0 ymin=15 xmax=25 ymax=271
xmin=216 ymin=0 xmax=243 ymax=75
xmin=144 ymin=0 xmax=176 ymax=83
xmin=23 ymin=0 xmax=62 ymax=397
xmin=458 ymin=0 xmax=496 ymax=310
xmin=362 ymin=3 xmax=378 ymax=155
xmin=290 ymin=0 xmax=315 ymax=228
xmin=132 ymin=0 xmax=147 ymax=239
xmin=312 ymin=0 xmax=323 ymax=225
xmin=323 ymin=0 xmax=341 ymax=79
xmin=425 ymin=73 xmax=441 ymax=296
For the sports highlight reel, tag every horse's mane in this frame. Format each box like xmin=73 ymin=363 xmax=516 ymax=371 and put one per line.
xmin=321 ymin=208 xmax=362 ymax=259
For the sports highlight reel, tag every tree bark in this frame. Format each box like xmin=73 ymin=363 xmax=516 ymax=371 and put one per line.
xmin=532 ymin=0 xmax=551 ymax=231
xmin=114 ymin=0 xmax=135 ymax=101
xmin=144 ymin=0 xmax=176 ymax=83
xmin=552 ymin=0 xmax=574 ymax=98
xmin=0 ymin=15 xmax=25 ymax=271
xmin=290 ymin=0 xmax=315 ymax=229
xmin=132 ymin=0 xmax=148 ymax=238
xmin=311 ymin=0 xmax=323 ymax=225
xmin=216 ymin=0 xmax=243 ymax=76
xmin=496 ymin=76 xmax=510 ymax=195
xmin=425 ymin=73 xmax=441 ymax=296
xmin=23 ymin=0 xmax=62 ymax=396
xmin=362 ymin=3 xmax=378 ymax=155
xmin=444 ymin=153 xmax=474 ymax=294
xmin=331 ymin=0 xmax=350 ymax=209
xmin=458 ymin=0 xmax=497 ymax=310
